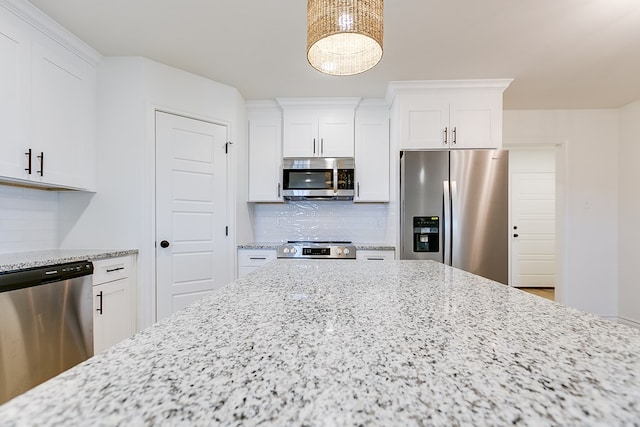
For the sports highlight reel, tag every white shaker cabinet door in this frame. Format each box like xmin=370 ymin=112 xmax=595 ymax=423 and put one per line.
xmin=92 ymin=256 xmax=137 ymax=354
xmin=355 ymin=105 xmax=389 ymax=202
xmin=449 ymin=96 xmax=501 ymax=149
xmin=317 ymin=109 xmax=355 ymax=157
xmin=30 ymin=32 xmax=94 ymax=189
xmin=93 ymin=278 xmax=135 ymax=354
xmin=282 ymin=109 xmax=318 ymax=157
xmin=248 ymin=108 xmax=282 ymax=202
xmin=0 ymin=11 xmax=30 ymax=181
xmin=400 ymin=97 xmax=450 ymax=150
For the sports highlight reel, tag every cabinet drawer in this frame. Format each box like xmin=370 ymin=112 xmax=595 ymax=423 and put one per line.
xmin=238 ymin=249 xmax=277 ymax=267
xmin=93 ymin=256 xmax=134 ymax=284
xmin=356 ymin=250 xmax=396 ymax=261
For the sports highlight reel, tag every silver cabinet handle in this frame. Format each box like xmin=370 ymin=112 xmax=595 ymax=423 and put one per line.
xmin=277 ymin=183 xmax=281 ymax=198
xmin=321 ymin=138 xmax=324 ymax=155
xmin=452 ymin=127 xmax=457 ymax=144
xmin=357 ymin=182 xmax=360 ymax=198
xmin=249 ymin=257 xmax=267 ymax=260
xmin=443 ymin=127 xmax=448 ymax=145
xmin=313 ymin=138 xmax=316 ymax=154
xmin=367 ymin=257 xmax=385 ymax=261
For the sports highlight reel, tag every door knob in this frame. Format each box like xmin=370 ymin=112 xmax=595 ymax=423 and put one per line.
xmin=513 ymin=234 xmax=519 ymax=238
xmin=160 ymin=240 xmax=170 ymax=248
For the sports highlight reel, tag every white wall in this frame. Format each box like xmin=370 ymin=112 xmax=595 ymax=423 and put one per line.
xmin=58 ymin=57 xmax=248 ymax=329
xmin=503 ymin=110 xmax=619 ymax=319
xmin=0 ymin=186 xmax=58 ymax=253
xmin=618 ymin=100 xmax=640 ymax=327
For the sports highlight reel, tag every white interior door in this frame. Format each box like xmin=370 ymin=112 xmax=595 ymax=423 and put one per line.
xmin=155 ymin=111 xmax=229 ymax=321
xmin=510 ymin=171 xmax=556 ymax=287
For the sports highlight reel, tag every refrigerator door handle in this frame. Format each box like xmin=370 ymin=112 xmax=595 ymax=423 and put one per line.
xmin=449 ymin=180 xmax=458 ymax=266
xmin=443 ymin=180 xmax=451 ymax=265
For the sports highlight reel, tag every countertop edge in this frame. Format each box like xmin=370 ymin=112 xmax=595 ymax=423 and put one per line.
xmin=238 ymin=243 xmax=396 ymax=251
xmin=0 ymin=249 xmax=139 ymax=273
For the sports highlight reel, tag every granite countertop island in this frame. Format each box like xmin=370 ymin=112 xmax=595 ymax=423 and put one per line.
xmin=0 ymin=260 xmax=639 ymax=425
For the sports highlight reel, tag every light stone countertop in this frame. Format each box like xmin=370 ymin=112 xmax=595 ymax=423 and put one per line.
xmin=0 ymin=260 xmax=638 ymax=426
xmin=238 ymin=242 xmax=396 ymax=251
xmin=0 ymin=249 xmax=138 ymax=272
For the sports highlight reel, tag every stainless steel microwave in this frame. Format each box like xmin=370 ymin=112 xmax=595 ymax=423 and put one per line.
xmin=282 ymin=157 xmax=355 ymax=201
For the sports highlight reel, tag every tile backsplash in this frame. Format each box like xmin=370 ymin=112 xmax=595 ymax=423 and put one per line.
xmin=252 ymin=201 xmax=393 ymax=243
xmin=0 ymin=186 xmax=58 ymax=254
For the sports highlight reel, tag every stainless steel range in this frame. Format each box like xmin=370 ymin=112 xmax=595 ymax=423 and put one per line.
xmin=277 ymin=241 xmax=356 ymax=259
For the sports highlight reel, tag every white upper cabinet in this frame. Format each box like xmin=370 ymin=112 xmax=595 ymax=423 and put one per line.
xmin=278 ymin=98 xmax=360 ymax=158
xmin=247 ymin=101 xmax=283 ymax=202
xmin=388 ymin=80 xmax=513 ymax=150
xmin=0 ymin=0 xmax=100 ymax=190
xmin=0 ymin=8 xmax=30 ymax=179
xmin=354 ymin=100 xmax=390 ymax=202
xmin=30 ymin=32 xmax=94 ymax=189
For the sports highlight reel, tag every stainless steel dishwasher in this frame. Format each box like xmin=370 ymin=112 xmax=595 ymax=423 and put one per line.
xmin=0 ymin=260 xmax=94 ymax=404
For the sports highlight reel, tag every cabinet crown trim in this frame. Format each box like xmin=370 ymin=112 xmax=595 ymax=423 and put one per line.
xmin=1 ymin=0 xmax=102 ymax=65
xmin=247 ymin=100 xmax=281 ymax=112
xmin=386 ymin=79 xmax=513 ymax=104
xmin=277 ymin=97 xmax=361 ymax=109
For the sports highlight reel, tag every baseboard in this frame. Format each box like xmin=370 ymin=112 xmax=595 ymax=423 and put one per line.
xmin=617 ymin=316 xmax=640 ymax=330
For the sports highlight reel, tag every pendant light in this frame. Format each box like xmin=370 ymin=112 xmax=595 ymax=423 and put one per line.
xmin=307 ymin=0 xmax=384 ymax=76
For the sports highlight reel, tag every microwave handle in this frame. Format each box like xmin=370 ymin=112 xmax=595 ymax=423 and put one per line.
xmin=333 ymin=167 xmax=338 ymax=193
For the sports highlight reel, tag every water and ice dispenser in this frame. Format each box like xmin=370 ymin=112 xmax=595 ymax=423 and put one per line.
xmin=413 ymin=216 xmax=439 ymax=252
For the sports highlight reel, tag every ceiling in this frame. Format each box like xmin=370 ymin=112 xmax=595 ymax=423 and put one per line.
xmin=26 ymin=0 xmax=640 ymax=109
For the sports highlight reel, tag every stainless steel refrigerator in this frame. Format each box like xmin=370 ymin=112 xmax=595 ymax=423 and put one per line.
xmin=400 ymin=150 xmax=509 ymax=284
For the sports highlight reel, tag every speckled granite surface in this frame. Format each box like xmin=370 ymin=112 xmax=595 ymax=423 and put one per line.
xmin=237 ymin=242 xmax=282 ymax=250
xmin=0 ymin=249 xmax=138 ymax=272
xmin=1 ymin=260 xmax=638 ymax=425
xmin=238 ymin=242 xmax=396 ymax=251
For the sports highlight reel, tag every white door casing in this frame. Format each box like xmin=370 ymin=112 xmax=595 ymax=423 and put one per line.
xmin=155 ymin=111 xmax=229 ymax=321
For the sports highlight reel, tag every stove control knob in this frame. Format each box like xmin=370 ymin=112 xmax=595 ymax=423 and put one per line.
xmin=343 ymin=248 xmax=350 ymax=256
xmin=283 ymin=248 xmax=290 ymax=254
xmin=336 ymin=248 xmax=342 ymax=255
xmin=291 ymin=247 xmax=297 ymax=254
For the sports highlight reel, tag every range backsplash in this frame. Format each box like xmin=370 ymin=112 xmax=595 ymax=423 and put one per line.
xmin=252 ymin=201 xmax=393 ymax=243
xmin=0 ymin=185 xmax=58 ymax=254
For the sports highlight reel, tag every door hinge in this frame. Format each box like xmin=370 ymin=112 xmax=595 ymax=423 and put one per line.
xmin=225 ymin=226 xmax=229 ymax=236
xmin=225 ymin=141 xmax=233 ymax=154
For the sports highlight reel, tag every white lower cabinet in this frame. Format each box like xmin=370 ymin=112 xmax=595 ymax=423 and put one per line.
xmin=238 ymin=249 xmax=277 ymax=278
xmin=92 ymin=255 xmax=137 ymax=354
xmin=356 ymin=250 xmax=396 ymax=261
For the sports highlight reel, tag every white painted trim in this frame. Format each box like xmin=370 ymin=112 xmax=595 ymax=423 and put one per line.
xmin=618 ymin=317 xmax=640 ymax=329
xmin=276 ymin=97 xmax=362 ymax=109
xmin=385 ymin=79 xmax=513 ymax=104
xmin=0 ymin=0 xmax=102 ymax=65
xmin=247 ymin=100 xmax=281 ymax=112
